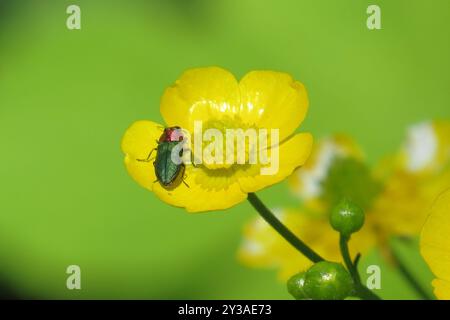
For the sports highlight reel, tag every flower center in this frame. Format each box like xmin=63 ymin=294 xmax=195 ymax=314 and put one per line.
xmin=187 ymin=115 xmax=264 ymax=190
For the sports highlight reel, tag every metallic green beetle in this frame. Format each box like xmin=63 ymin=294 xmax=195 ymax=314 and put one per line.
xmin=139 ymin=126 xmax=187 ymax=189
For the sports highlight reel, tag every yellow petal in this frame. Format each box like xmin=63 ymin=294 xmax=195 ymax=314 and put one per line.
xmin=421 ymin=190 xmax=450 ymax=286
xmin=239 ymin=70 xmax=309 ymax=141
xmin=121 ymin=120 xmax=164 ymax=191
xmin=238 ymin=133 xmax=313 ymax=193
xmin=371 ymin=172 xmax=428 ymax=237
xmin=432 ymin=279 xmax=450 ymax=300
xmin=153 ymin=166 xmax=247 ymax=212
xmin=160 ymin=67 xmax=240 ymax=132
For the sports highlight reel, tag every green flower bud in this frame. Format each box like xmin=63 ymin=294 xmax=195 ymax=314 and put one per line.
xmin=303 ymin=261 xmax=354 ymax=300
xmin=330 ymin=198 xmax=365 ymax=237
xmin=287 ymin=271 xmax=309 ymax=300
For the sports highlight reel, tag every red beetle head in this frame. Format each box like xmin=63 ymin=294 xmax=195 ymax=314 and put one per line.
xmin=159 ymin=126 xmax=184 ymax=142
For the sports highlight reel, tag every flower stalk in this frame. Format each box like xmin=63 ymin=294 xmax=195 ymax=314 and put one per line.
xmin=249 ymin=193 xmax=382 ymax=300
xmin=247 ymin=193 xmax=323 ymax=263
xmin=339 ymin=235 xmax=360 ymax=283
xmin=339 ymin=234 xmax=381 ymax=300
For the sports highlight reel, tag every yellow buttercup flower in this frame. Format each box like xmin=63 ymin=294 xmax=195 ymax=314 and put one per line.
xmin=238 ymin=208 xmax=375 ymax=280
xmin=420 ymin=189 xmax=450 ymax=300
xmin=121 ymin=67 xmax=312 ymax=212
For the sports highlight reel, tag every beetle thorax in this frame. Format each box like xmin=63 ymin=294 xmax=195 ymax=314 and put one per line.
xmin=159 ymin=127 xmax=184 ymax=143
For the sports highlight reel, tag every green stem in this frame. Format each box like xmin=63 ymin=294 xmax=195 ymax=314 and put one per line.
xmin=388 ymin=243 xmax=433 ymax=300
xmin=247 ymin=193 xmax=381 ymax=300
xmin=339 ymin=235 xmax=360 ymax=284
xmin=339 ymin=234 xmax=382 ymax=300
xmin=247 ymin=193 xmax=323 ymax=263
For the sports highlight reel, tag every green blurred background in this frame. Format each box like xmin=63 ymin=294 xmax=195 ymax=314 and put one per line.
xmin=0 ymin=0 xmax=449 ymax=299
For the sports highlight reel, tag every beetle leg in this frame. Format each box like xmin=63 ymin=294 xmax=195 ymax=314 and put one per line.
xmin=182 ymin=179 xmax=190 ymax=188
xmin=189 ymin=152 xmax=200 ymax=168
xmin=181 ymin=172 xmax=190 ymax=188
xmin=137 ymin=148 xmax=156 ymax=162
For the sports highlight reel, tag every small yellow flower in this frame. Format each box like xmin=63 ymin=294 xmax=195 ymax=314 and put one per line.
xmin=420 ymin=189 xmax=450 ymax=300
xmin=121 ymin=67 xmax=312 ymax=212
xmin=238 ymin=208 xmax=375 ymax=280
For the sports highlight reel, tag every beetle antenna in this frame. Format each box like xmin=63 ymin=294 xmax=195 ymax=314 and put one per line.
xmin=182 ymin=180 xmax=190 ymax=188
